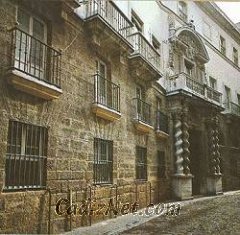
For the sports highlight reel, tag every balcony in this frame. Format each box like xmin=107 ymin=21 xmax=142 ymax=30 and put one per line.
xmin=6 ymin=28 xmax=62 ymax=100
xmin=133 ymin=98 xmax=153 ymax=133
xmin=167 ymin=72 xmax=223 ymax=107
xmin=92 ymin=74 xmax=121 ymax=122
xmin=224 ymin=102 xmax=240 ymax=117
xmin=82 ymin=0 xmax=133 ymax=53
xmin=128 ymin=32 xmax=162 ymax=81
xmin=156 ymin=111 xmax=169 ymax=139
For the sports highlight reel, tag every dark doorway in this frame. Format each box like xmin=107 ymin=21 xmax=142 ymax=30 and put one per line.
xmin=189 ymin=129 xmax=203 ymax=195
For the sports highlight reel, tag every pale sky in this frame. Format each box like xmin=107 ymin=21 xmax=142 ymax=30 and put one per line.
xmin=215 ymin=2 xmax=240 ymax=24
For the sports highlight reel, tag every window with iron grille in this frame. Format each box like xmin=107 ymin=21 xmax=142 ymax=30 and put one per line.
xmin=136 ymin=146 xmax=147 ymax=181
xmin=209 ymin=76 xmax=217 ymax=90
xmin=158 ymin=151 xmax=166 ymax=178
xmin=233 ymin=47 xmax=238 ymax=66
xmin=94 ymin=138 xmax=113 ymax=184
xmin=220 ymin=36 xmax=226 ymax=56
xmin=5 ymin=120 xmax=48 ymax=190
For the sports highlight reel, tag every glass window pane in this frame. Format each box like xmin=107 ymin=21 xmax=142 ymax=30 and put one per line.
xmin=33 ymin=18 xmax=45 ymax=41
xmin=17 ymin=8 xmax=30 ymax=33
xmin=5 ymin=121 xmax=47 ymax=189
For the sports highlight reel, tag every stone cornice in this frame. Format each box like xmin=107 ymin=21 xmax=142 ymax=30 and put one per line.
xmin=157 ymin=1 xmax=240 ymax=72
xmin=195 ymin=2 xmax=240 ymax=44
xmin=201 ymin=35 xmax=240 ymax=73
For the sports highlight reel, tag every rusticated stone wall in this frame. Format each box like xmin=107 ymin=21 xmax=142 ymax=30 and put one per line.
xmin=0 ymin=0 xmax=171 ymax=233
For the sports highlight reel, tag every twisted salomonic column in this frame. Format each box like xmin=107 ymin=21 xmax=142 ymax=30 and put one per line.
xmin=209 ymin=124 xmax=217 ymax=175
xmin=182 ymin=108 xmax=191 ymax=175
xmin=208 ymin=116 xmax=221 ymax=175
xmin=174 ymin=112 xmax=184 ymax=175
xmin=213 ymin=116 xmax=221 ymax=175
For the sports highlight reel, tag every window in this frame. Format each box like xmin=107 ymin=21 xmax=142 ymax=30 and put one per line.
xmin=94 ymin=138 xmax=113 ymax=184
xmin=156 ymin=97 xmax=162 ymax=111
xmin=233 ymin=47 xmax=238 ymax=66
xmin=184 ymin=60 xmax=194 ymax=76
xmin=136 ymin=85 xmax=144 ymax=101
xmin=220 ymin=36 xmax=226 ymax=56
xmin=224 ymin=86 xmax=231 ymax=109
xmin=136 ymin=146 xmax=147 ymax=180
xmin=95 ymin=60 xmax=107 ymax=104
xmin=203 ymin=21 xmax=211 ymax=40
xmin=131 ymin=10 xmax=143 ymax=33
xmin=5 ymin=121 xmax=48 ymax=190
xmin=136 ymin=85 xmax=145 ymax=120
xmin=237 ymin=94 xmax=240 ymax=106
xmin=178 ymin=1 xmax=187 ymax=21
xmin=152 ymin=35 xmax=161 ymax=52
xmin=158 ymin=151 xmax=166 ymax=178
xmin=16 ymin=8 xmax=47 ymax=79
xmin=209 ymin=76 xmax=217 ymax=90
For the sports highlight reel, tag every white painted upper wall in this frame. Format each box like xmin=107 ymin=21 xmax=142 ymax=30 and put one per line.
xmin=161 ymin=1 xmax=240 ymax=103
xmin=76 ymin=0 xmax=240 ymax=104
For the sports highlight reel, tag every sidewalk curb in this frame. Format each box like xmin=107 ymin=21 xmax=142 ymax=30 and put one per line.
xmin=63 ymin=190 xmax=240 ymax=235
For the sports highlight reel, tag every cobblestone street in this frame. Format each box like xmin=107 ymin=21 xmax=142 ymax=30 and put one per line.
xmin=65 ymin=191 xmax=240 ymax=235
xmin=121 ymin=191 xmax=240 ymax=235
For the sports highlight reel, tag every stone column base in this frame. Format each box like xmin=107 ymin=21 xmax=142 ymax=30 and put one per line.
xmin=172 ymin=174 xmax=193 ymax=200
xmin=207 ymin=175 xmax=223 ymax=196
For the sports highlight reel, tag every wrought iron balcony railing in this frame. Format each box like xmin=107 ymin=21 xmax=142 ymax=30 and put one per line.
xmin=167 ymin=72 xmax=222 ymax=105
xmin=128 ymin=32 xmax=161 ymax=72
xmin=156 ymin=110 xmax=169 ymax=134
xmin=86 ymin=0 xmax=132 ymax=40
xmin=134 ymin=98 xmax=151 ymax=126
xmin=206 ymin=86 xmax=222 ymax=104
xmin=224 ymin=102 xmax=240 ymax=116
xmin=94 ymin=73 xmax=120 ymax=113
xmin=185 ymin=76 xmax=205 ymax=96
xmin=10 ymin=28 xmax=61 ymax=88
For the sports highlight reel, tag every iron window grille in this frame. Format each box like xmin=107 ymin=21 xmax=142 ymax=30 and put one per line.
xmin=134 ymin=98 xmax=151 ymax=125
xmin=94 ymin=138 xmax=113 ymax=184
xmin=220 ymin=36 xmax=226 ymax=56
xmin=94 ymin=73 xmax=120 ymax=112
xmin=11 ymin=7 xmax=61 ymax=88
xmin=156 ymin=110 xmax=169 ymax=134
xmin=233 ymin=47 xmax=238 ymax=66
xmin=136 ymin=146 xmax=147 ymax=181
xmin=5 ymin=120 xmax=48 ymax=190
xmin=11 ymin=27 xmax=61 ymax=87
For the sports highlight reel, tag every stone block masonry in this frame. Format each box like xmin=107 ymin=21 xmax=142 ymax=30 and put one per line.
xmin=0 ymin=0 xmax=170 ymax=233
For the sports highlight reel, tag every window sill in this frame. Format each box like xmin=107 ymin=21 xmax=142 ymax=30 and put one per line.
xmin=6 ymin=69 xmax=62 ymax=100
xmin=134 ymin=179 xmax=148 ymax=184
xmin=92 ymin=183 xmax=115 ymax=188
xmin=2 ymin=187 xmax=46 ymax=193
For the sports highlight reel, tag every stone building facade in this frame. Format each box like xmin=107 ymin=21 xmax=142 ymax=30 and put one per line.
xmin=0 ymin=0 xmax=239 ymax=233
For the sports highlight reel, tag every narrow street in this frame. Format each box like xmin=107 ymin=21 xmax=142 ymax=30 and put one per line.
xmin=121 ymin=191 xmax=240 ymax=235
xmin=65 ymin=191 xmax=240 ymax=235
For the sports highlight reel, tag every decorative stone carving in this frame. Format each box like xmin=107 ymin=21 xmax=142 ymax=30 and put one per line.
xmin=174 ymin=112 xmax=184 ymax=175
xmin=168 ymin=14 xmax=176 ymax=38
xmin=179 ymin=33 xmax=199 ymax=60
xmin=208 ymin=116 xmax=221 ymax=175
xmin=182 ymin=107 xmax=191 ymax=175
